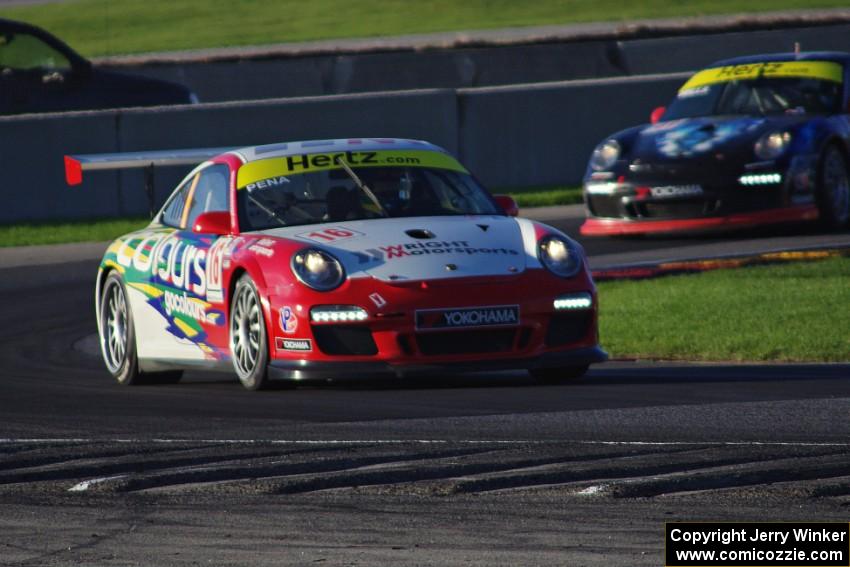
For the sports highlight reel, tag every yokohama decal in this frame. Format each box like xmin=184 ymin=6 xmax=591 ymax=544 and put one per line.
xmin=276 ymin=338 xmax=311 ymax=352
xmin=415 ymin=305 xmax=520 ymax=330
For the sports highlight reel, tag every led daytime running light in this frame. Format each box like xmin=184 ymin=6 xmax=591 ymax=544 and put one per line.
xmin=310 ymin=305 xmax=369 ymax=323
xmin=553 ymin=293 xmax=593 ymax=311
xmin=739 ymin=173 xmax=782 ymax=186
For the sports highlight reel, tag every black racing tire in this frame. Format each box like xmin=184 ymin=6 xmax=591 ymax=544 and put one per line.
xmin=816 ymin=144 xmax=850 ymax=230
xmin=229 ymin=274 xmax=271 ymax=391
xmin=99 ymin=271 xmax=183 ymax=386
xmin=529 ymin=365 xmax=589 ymax=384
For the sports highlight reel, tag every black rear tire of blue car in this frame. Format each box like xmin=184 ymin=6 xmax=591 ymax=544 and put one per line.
xmin=229 ymin=274 xmax=271 ymax=391
xmin=529 ymin=365 xmax=589 ymax=384
xmin=817 ymin=145 xmax=850 ymax=230
xmin=99 ymin=271 xmax=183 ymax=386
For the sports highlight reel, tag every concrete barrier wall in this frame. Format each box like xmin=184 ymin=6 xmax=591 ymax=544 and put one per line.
xmin=0 ymin=73 xmax=686 ymax=223
xmin=105 ymin=40 xmax=629 ymax=103
xmin=4 ymin=113 xmax=123 ymax=222
xmin=458 ymin=73 xmax=686 ymax=189
xmin=101 ymin=23 xmax=850 ymax=102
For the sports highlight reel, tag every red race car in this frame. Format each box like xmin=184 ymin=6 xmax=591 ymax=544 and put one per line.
xmin=66 ymin=138 xmax=606 ymax=390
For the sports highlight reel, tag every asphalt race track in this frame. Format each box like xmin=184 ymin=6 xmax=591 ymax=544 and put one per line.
xmin=1 ymin=214 xmax=849 ymax=566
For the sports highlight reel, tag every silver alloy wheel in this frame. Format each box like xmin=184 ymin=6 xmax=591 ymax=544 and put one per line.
xmin=823 ymin=148 xmax=850 ymax=224
xmin=230 ymin=282 xmax=262 ymax=379
xmin=101 ymin=278 xmax=128 ymax=374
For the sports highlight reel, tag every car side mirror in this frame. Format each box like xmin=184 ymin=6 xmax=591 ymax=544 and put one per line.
xmin=493 ymin=195 xmax=519 ymax=217
xmin=193 ymin=211 xmax=231 ymax=235
xmin=650 ymin=106 xmax=666 ymax=124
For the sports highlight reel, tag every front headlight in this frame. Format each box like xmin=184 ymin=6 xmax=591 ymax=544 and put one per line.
xmin=538 ymin=235 xmax=582 ymax=278
xmin=291 ymin=248 xmax=345 ymax=291
xmin=590 ymin=139 xmax=621 ymax=171
xmin=754 ymin=131 xmax=791 ymax=160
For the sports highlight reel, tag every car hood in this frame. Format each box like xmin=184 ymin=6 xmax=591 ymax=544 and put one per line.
xmin=261 ymin=215 xmax=527 ymax=282
xmin=632 ymin=114 xmax=807 ymax=161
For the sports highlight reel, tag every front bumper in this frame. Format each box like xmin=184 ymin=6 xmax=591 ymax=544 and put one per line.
xmin=581 ymin=205 xmax=819 ymax=235
xmin=267 ymin=269 xmax=605 ymax=377
xmin=581 ymin=155 xmax=819 ymax=235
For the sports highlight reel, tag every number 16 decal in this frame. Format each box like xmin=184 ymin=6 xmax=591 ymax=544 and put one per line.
xmin=296 ymin=226 xmax=364 ymax=243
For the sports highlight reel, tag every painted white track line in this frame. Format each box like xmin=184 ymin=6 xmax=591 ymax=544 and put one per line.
xmin=1 ymin=438 xmax=849 ymax=447
xmin=68 ymin=475 xmax=128 ymax=493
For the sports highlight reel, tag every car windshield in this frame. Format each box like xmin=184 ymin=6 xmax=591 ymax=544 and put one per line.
xmin=237 ymin=165 xmax=500 ymax=231
xmin=663 ymin=77 xmax=842 ymax=120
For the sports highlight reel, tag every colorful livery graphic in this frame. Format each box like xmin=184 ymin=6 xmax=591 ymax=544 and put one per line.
xmin=582 ymin=53 xmax=850 ymax=235
xmin=69 ymin=139 xmax=606 ymax=390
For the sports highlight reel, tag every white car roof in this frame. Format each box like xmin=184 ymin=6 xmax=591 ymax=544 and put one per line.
xmin=231 ymin=138 xmax=447 ymax=163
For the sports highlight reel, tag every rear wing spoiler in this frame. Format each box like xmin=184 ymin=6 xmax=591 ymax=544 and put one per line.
xmin=64 ymin=147 xmax=236 ymax=186
xmin=64 ymin=147 xmax=235 ymax=216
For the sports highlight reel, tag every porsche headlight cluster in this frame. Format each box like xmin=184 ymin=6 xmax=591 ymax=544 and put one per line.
xmin=754 ymin=131 xmax=791 ymax=160
xmin=538 ymin=235 xmax=582 ymax=278
xmin=291 ymin=248 xmax=345 ymax=291
xmin=590 ymin=139 xmax=621 ymax=171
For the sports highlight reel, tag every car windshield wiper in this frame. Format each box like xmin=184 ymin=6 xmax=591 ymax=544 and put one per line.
xmin=336 ymin=157 xmax=389 ymax=217
xmin=245 ymin=191 xmax=287 ymax=227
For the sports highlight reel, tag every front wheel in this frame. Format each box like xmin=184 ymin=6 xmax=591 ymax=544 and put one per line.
xmin=816 ymin=145 xmax=850 ymax=230
xmin=529 ymin=365 xmax=589 ymax=384
xmin=229 ymin=274 xmax=271 ymax=390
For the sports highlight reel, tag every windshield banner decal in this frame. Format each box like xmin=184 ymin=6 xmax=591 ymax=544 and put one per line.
xmin=679 ymin=60 xmax=843 ymax=92
xmin=236 ymin=150 xmax=468 ymax=189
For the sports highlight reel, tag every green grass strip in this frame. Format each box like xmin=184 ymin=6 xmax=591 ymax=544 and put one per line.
xmin=503 ymin=186 xmax=583 ymax=208
xmin=598 ymin=256 xmax=850 ymax=362
xmin=0 ymin=0 xmax=846 ymax=58
xmin=0 ymin=217 xmax=149 ymax=247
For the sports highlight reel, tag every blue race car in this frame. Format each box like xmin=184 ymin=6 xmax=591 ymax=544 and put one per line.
xmin=582 ymin=52 xmax=850 ymax=235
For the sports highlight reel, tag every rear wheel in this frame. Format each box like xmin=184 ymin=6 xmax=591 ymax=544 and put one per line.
xmin=816 ymin=145 xmax=850 ymax=230
xmin=229 ymin=274 xmax=270 ymax=390
xmin=99 ymin=272 xmax=182 ymax=386
xmin=529 ymin=365 xmax=589 ymax=384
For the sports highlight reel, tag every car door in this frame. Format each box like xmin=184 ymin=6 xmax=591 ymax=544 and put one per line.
xmin=145 ymin=163 xmax=232 ymax=363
